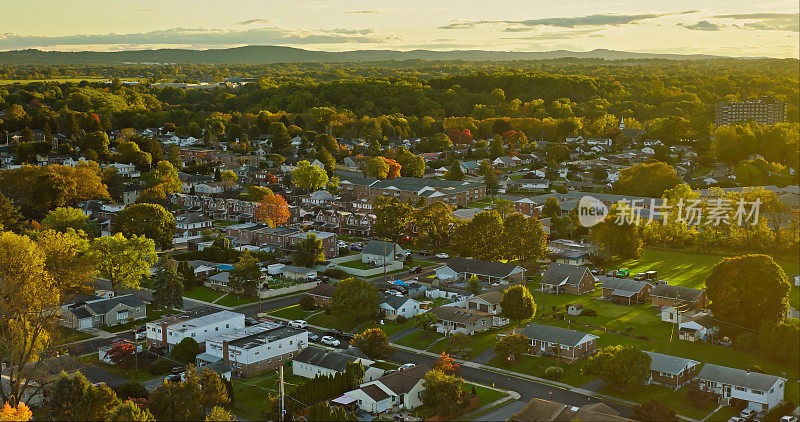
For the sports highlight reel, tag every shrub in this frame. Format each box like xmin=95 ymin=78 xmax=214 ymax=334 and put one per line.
xmin=544 ymin=366 xmax=564 ymax=380
xmin=298 ymin=294 xmax=316 ymax=311
xmin=113 ymin=382 xmax=148 ymax=400
xmin=150 ymin=358 xmax=172 ymax=375
xmin=396 ymin=315 xmax=407 ymax=323
xmin=582 ymin=308 xmax=597 ymax=316
xmin=169 ymin=337 xmax=199 ymax=364
xmin=322 ymin=268 xmax=349 ymax=279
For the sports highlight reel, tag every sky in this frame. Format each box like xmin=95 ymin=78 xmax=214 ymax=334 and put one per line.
xmin=0 ymin=0 xmax=798 ymax=57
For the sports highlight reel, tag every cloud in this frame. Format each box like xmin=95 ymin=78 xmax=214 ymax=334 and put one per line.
xmin=502 ymin=29 xmax=606 ymax=40
xmin=345 ymin=10 xmax=383 ymax=14
xmin=238 ymin=19 xmax=271 ymax=25
xmin=438 ymin=12 xmax=681 ymax=30
xmin=0 ymin=27 xmax=393 ymax=49
xmin=712 ymin=13 xmax=799 ymax=32
xmin=320 ymin=28 xmax=375 ymax=35
xmin=678 ymin=21 xmax=724 ymax=31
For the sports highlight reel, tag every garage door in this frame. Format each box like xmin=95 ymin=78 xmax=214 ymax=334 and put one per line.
xmin=78 ymin=318 xmax=92 ymax=329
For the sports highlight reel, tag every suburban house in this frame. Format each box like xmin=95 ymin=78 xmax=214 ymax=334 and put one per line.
xmin=697 ymin=364 xmax=786 ymax=411
xmin=204 ymin=272 xmax=233 ymax=291
xmin=174 ymin=213 xmax=214 ymax=237
xmin=546 ymin=239 xmax=591 ymax=266
xmin=644 ymin=351 xmax=700 ymax=389
xmin=520 ymin=323 xmax=599 ymax=363
xmin=513 ymin=398 xmax=633 ymax=422
xmin=430 ymin=306 xmax=493 ymax=335
xmin=460 ymin=291 xmax=509 ymax=327
xmin=362 ymin=240 xmax=407 ymax=266
xmin=292 ymin=347 xmax=383 ymax=381
xmin=306 ymin=283 xmax=337 ymax=307
xmin=198 ymin=323 xmax=307 ymax=377
xmin=63 ymin=294 xmax=147 ymax=329
xmin=379 ymin=295 xmax=424 ymax=320
xmin=435 ymin=258 xmax=525 ymax=284
xmin=540 ymin=263 xmax=596 ymax=295
xmin=678 ymin=313 xmax=719 ymax=342
xmin=281 ymin=265 xmax=318 ymax=281
xmin=521 ymin=179 xmax=550 ymax=190
xmin=146 ymin=310 xmax=245 ymax=350
xmin=493 ymin=156 xmax=516 ymax=168
xmin=650 ymin=285 xmax=707 ymax=310
xmin=599 ymin=277 xmax=653 ymax=305
xmin=344 ymin=365 xmax=428 ymax=414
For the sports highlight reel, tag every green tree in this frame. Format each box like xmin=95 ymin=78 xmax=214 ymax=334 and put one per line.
xmin=75 ymin=383 xmax=121 ymax=421
xmin=41 ymin=206 xmax=97 ymax=237
xmin=444 ymin=160 xmax=464 ymax=181
xmin=351 ymin=328 xmax=391 ymax=359
xmin=114 ymin=203 xmax=176 ymax=249
xmin=705 ymin=254 xmax=791 ymax=332
xmin=48 ymin=372 xmax=92 ymax=420
xmin=268 ymin=121 xmax=291 ymax=151
xmin=247 ymin=185 xmax=274 ymax=201
xmin=145 ymin=161 xmax=182 ymax=193
xmin=412 ymin=202 xmax=453 ymax=246
xmin=364 ymin=156 xmax=390 ymax=179
xmin=307 ymin=402 xmax=356 ymax=421
xmin=198 ymin=368 xmax=231 ymax=416
xmin=583 ymin=345 xmax=651 ymax=390
xmin=494 ymin=333 xmax=530 ymax=362
xmin=292 ymin=160 xmax=329 ymax=191
xmin=0 ymin=193 xmax=24 ymax=232
xmin=614 ymin=162 xmax=681 ymax=198
xmin=453 ymin=210 xmax=504 ymax=260
xmin=589 ymin=208 xmax=643 ymax=260
xmin=502 ymin=213 xmax=547 ymax=262
xmin=632 ymin=399 xmax=679 ymax=422
xmin=420 ymin=370 xmax=467 ymax=416
xmin=169 ymin=338 xmax=201 ymax=364
xmin=91 ymin=233 xmax=157 ymax=293
xmin=484 ymin=170 xmax=499 ymax=197
xmin=374 ymin=200 xmax=414 ymax=242
xmin=228 ymin=250 xmax=261 ymax=297
xmin=499 ymin=285 xmax=536 ymax=326
xmin=411 ymin=312 xmax=438 ymax=331
xmin=395 ymin=147 xmax=425 ymax=177
xmin=80 ymin=131 xmax=110 ymax=159
xmin=108 ymin=400 xmax=156 ymax=421
xmin=330 ymin=278 xmax=379 ymax=323
xmin=147 ymin=367 xmax=202 ymax=421
xmin=205 ymin=406 xmax=235 ymax=422
xmin=166 ymin=144 xmax=183 ymax=169
xmin=292 ymin=233 xmax=326 ymax=268
xmin=542 ymin=196 xmax=561 ymax=218
xmin=151 ymin=257 xmax=184 ymax=309
xmin=467 ymin=275 xmax=482 ymax=295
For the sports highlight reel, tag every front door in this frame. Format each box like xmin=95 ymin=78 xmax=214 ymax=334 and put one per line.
xmin=723 ymin=385 xmax=731 ymax=397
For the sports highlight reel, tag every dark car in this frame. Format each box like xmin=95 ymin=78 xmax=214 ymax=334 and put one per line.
xmin=605 ymin=270 xmax=616 ymax=277
xmin=417 ymin=250 xmax=430 ymax=256
xmin=245 ymin=317 xmax=259 ymax=326
xmin=308 ymin=333 xmax=320 ymax=343
xmin=164 ymin=374 xmax=182 ymax=383
xmin=349 ymin=244 xmax=363 ymax=251
xmin=591 ymin=268 xmax=604 ymax=276
xmin=325 ymin=328 xmax=343 ymax=337
xmin=340 ymin=332 xmax=355 ymax=341
xmin=411 ymin=266 xmax=423 ymax=274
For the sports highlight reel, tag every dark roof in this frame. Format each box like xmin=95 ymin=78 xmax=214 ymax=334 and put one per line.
xmin=308 ymin=283 xmax=337 ymax=298
xmin=520 ymin=323 xmax=596 ymax=348
xmin=651 ymin=284 xmax=704 ymax=302
xmin=380 ymin=294 xmax=414 ymax=310
xmin=599 ymin=277 xmax=649 ymax=294
xmin=542 ymin=263 xmax=592 ymax=287
xmin=294 ymin=348 xmax=361 ymax=372
xmin=443 ymin=258 xmax=523 ymax=279
xmin=431 ymin=306 xmax=491 ymax=325
xmin=376 ymin=364 xmax=428 ymax=395
xmin=78 ymin=294 xmax=145 ymax=316
xmin=513 ymin=398 xmax=632 ymax=422
xmin=363 ymin=240 xmax=401 ymax=257
xmin=644 ymin=351 xmax=698 ymax=375
xmin=360 ymin=384 xmax=391 ymax=401
xmin=697 ymin=364 xmax=784 ymax=391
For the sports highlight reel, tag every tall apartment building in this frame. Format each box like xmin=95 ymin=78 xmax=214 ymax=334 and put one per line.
xmin=715 ymin=98 xmax=787 ymax=126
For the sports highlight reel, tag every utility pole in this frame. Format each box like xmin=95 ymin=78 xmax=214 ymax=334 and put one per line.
xmin=279 ymin=366 xmax=285 ymax=421
xmin=133 ymin=325 xmax=139 ymax=379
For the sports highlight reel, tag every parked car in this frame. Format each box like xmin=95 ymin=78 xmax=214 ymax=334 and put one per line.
xmin=605 ymin=270 xmax=616 ymax=277
xmin=135 ymin=326 xmax=147 ymax=340
xmin=340 ymin=332 xmax=355 ymax=341
xmin=755 ymin=411 xmax=768 ymax=422
xmin=411 ymin=266 xmax=423 ymax=274
xmin=727 ymin=418 xmax=743 ymax=422
xmin=397 ymin=363 xmax=416 ymax=371
xmin=308 ymin=333 xmax=320 ymax=343
xmin=418 ymin=250 xmax=431 ymax=256
xmin=245 ymin=317 xmax=259 ymax=326
xmin=349 ymin=244 xmax=363 ymax=251
xmin=410 ymin=276 xmax=419 ymax=282
xmin=780 ymin=416 xmax=798 ymax=422
xmin=337 ymin=240 xmax=348 ymax=248
xmin=288 ymin=320 xmax=308 ymax=329
xmin=163 ymin=374 xmax=182 ymax=383
xmin=740 ymin=409 xmax=757 ymax=421
xmin=591 ymin=268 xmax=604 ymax=275
xmin=325 ymin=328 xmax=343 ymax=337
xmin=435 ymin=253 xmax=449 ymax=259
xmin=321 ymin=336 xmax=341 ymax=347
xmin=614 ymin=268 xmax=630 ymax=278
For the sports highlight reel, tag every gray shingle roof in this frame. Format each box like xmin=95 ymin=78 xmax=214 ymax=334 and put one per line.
xmin=542 ymin=263 xmax=592 ymax=287
xmin=644 ymin=351 xmax=698 ymax=375
xmin=363 ymin=240 xmax=402 ymax=257
xmin=442 ymin=258 xmax=523 ymax=279
xmin=80 ymin=294 xmax=145 ymax=316
xmin=651 ymin=285 xmax=704 ymax=302
xmin=697 ymin=364 xmax=784 ymax=391
xmin=294 ymin=348 xmax=361 ymax=373
xmin=599 ymin=277 xmax=649 ymax=294
xmin=380 ymin=294 xmax=413 ymax=310
xmin=520 ymin=323 xmax=596 ymax=347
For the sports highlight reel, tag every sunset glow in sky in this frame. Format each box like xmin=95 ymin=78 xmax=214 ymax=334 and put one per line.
xmin=1 ymin=0 xmax=798 ymax=57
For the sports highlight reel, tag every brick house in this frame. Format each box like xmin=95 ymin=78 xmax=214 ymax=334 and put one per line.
xmin=520 ymin=323 xmax=598 ymax=363
xmin=644 ymin=351 xmax=700 ymax=389
xmin=430 ymin=306 xmax=493 ymax=335
xmin=650 ymin=285 xmax=707 ymax=310
xmin=306 ymin=283 xmax=337 ymax=307
xmin=540 ymin=263 xmax=596 ymax=295
xmin=600 ymin=277 xmax=653 ymax=305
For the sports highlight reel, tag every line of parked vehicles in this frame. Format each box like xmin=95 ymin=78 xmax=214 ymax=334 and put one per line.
xmin=287 ymin=319 xmax=354 ymax=348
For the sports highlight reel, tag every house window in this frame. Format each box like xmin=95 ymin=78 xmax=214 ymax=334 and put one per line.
xmin=753 ymin=390 xmax=763 ymax=395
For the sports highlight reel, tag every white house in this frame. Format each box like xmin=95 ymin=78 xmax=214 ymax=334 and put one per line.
xmin=199 ymin=323 xmax=307 ymax=377
xmin=379 ymin=295 xmax=424 ymax=320
xmin=521 ymin=179 xmax=549 ymax=190
xmin=292 ymin=347 xmax=383 ymax=381
xmin=146 ymin=310 xmax=245 ymax=350
xmin=641 ymin=147 xmax=656 ymax=155
xmin=460 ymin=291 xmax=509 ymax=327
xmin=344 ymin=365 xmax=427 ymax=414
xmin=106 ymin=163 xmax=140 ymax=178
xmin=362 ymin=240 xmax=407 ymax=266
xmin=697 ymin=364 xmax=786 ymax=411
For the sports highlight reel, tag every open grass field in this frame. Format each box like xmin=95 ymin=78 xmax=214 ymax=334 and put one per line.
xmin=337 ymin=258 xmax=372 ymax=270
xmin=54 ymin=325 xmax=95 ymax=344
xmin=183 ymin=285 xmax=225 ymax=303
xmin=267 ymin=304 xmax=315 ymax=321
xmin=232 ymin=367 xmax=305 ymax=420
xmin=306 ymin=312 xmax=366 ymax=332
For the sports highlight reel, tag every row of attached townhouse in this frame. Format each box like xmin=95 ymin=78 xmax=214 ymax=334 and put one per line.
xmin=336 ymin=171 xmax=485 ymax=208
xmin=225 ymin=223 xmax=339 ymax=259
xmin=171 ymin=193 xmax=259 ymax=222
xmin=313 ymin=209 xmax=375 ymax=237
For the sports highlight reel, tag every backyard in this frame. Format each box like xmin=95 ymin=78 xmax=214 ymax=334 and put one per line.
xmin=231 ymin=366 xmax=306 ymax=420
xmin=394 ymin=329 xmax=444 ymax=350
xmin=267 ymin=304 xmax=317 ymax=321
xmin=183 ymin=285 xmax=226 ymax=303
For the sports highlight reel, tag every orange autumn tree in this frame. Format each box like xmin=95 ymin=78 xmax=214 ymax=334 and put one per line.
xmin=255 ymin=193 xmax=290 ymax=227
xmin=0 ymin=402 xmax=32 ymax=422
xmin=383 ymin=158 xmax=402 ymax=179
xmin=432 ymin=352 xmax=461 ymax=376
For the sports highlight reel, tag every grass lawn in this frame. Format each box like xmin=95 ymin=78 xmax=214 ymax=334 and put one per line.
xmin=77 ymin=354 xmax=159 ymax=383
xmin=232 ymin=366 xmax=306 ymax=420
xmin=488 ymin=354 xmax=590 ymax=387
xmin=356 ymin=319 xmax=413 ymax=337
xmin=267 ymin=305 xmax=315 ymax=321
xmin=216 ymin=294 xmax=259 ymax=307
xmin=54 ymin=326 xmax=95 ymax=344
xmin=183 ymin=286 xmax=225 ymax=303
xmin=464 ymin=383 xmax=509 ymax=408
xmin=597 ymin=384 xmax=717 ymax=420
xmin=103 ymin=308 xmax=174 ymax=333
xmin=337 ymin=259 xmax=372 ymax=270
xmin=706 ymin=406 xmax=741 ymax=422
xmin=307 ymin=312 xmax=367 ymax=332
xmin=430 ymin=327 xmax=510 ymax=359
xmin=395 ymin=330 xmax=444 ymax=349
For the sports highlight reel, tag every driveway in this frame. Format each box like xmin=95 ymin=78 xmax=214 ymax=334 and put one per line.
xmin=472 ymin=347 xmax=496 ymax=364
xmin=388 ymin=327 xmax=419 ymax=342
xmin=473 ymin=399 xmax=527 ymax=421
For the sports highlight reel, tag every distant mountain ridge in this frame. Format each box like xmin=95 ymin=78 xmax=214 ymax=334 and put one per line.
xmin=0 ymin=45 xmax=731 ymax=65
